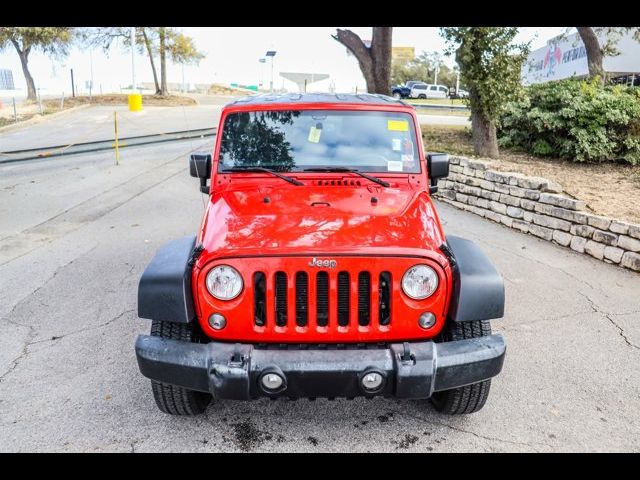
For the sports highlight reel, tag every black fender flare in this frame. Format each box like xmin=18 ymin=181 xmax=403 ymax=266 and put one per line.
xmin=443 ymin=235 xmax=505 ymax=322
xmin=137 ymin=235 xmax=200 ymax=323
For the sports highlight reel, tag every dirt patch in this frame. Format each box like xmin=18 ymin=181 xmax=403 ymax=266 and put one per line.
xmin=422 ymin=125 xmax=640 ymax=224
xmin=0 ymin=94 xmax=197 ymax=128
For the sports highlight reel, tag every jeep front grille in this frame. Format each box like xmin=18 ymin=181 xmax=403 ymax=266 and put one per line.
xmin=199 ymin=256 xmax=449 ymax=343
xmin=253 ymin=269 xmax=392 ymax=330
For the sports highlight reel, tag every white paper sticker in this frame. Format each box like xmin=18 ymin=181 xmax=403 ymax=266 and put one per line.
xmin=387 ymin=160 xmax=403 ymax=172
xmin=391 ymin=138 xmax=402 ymax=151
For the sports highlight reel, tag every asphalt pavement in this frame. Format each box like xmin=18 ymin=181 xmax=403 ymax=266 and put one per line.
xmin=0 ymin=138 xmax=639 ymax=452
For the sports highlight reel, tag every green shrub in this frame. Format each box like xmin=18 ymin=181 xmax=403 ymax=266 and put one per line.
xmin=498 ymin=78 xmax=640 ymax=164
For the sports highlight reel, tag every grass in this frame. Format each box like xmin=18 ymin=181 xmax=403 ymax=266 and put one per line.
xmin=421 ymin=124 xmax=475 ymax=156
xmin=417 ymin=109 xmax=470 ymax=117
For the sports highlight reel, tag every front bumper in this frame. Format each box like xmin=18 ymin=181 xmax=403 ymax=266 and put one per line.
xmin=135 ymin=334 xmax=506 ymax=400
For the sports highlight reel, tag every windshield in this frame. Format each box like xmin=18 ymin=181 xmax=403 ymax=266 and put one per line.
xmin=218 ymin=109 xmax=421 ymax=174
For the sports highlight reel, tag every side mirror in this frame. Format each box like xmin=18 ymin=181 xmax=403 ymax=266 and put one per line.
xmin=426 ymin=152 xmax=449 ymax=194
xmin=189 ymin=152 xmax=211 ymax=194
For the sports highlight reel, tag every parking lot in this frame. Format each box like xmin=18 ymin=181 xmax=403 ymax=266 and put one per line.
xmin=1 ymin=138 xmax=639 ymax=452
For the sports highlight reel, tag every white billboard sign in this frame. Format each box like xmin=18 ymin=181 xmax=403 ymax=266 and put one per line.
xmin=522 ymin=30 xmax=640 ymax=84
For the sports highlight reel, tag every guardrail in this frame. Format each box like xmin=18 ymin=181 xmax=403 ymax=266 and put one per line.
xmin=0 ymin=127 xmax=217 ymax=164
xmin=406 ymin=102 xmax=470 ymax=111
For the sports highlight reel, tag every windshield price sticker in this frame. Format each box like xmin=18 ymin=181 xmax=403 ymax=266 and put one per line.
xmin=308 ymin=125 xmax=322 ymax=143
xmin=387 ymin=160 xmax=403 ymax=172
xmin=392 ymin=138 xmax=402 ymax=151
xmin=387 ymin=120 xmax=409 ymax=132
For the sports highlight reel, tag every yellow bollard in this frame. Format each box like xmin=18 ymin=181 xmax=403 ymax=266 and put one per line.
xmin=114 ymin=111 xmax=119 ymax=165
xmin=128 ymin=93 xmax=142 ymax=112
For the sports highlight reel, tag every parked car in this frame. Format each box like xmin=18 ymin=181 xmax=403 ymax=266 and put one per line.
xmin=410 ymin=83 xmax=449 ymax=99
xmin=391 ymin=80 xmax=426 ymax=99
xmin=449 ymin=88 xmax=470 ymax=99
xmin=135 ymin=93 xmax=506 ymax=416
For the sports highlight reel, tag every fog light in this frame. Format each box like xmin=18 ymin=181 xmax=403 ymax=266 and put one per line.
xmin=361 ymin=372 xmax=383 ymax=391
xmin=208 ymin=313 xmax=226 ymax=330
xmin=418 ymin=312 xmax=436 ymax=329
xmin=261 ymin=373 xmax=284 ymax=391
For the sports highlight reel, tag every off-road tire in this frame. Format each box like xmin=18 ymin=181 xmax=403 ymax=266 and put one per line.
xmin=430 ymin=320 xmax=492 ymax=415
xmin=149 ymin=320 xmax=212 ymax=415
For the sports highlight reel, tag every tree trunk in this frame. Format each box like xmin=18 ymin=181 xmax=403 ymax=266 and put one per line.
xmin=577 ymin=27 xmax=605 ymax=84
xmin=159 ymin=27 xmax=168 ymax=96
xmin=370 ymin=27 xmax=392 ymax=95
xmin=333 ymin=27 xmax=392 ymax=94
xmin=142 ymin=29 xmax=161 ymax=95
xmin=470 ymin=91 xmax=499 ymax=158
xmin=12 ymin=41 xmax=36 ymax=101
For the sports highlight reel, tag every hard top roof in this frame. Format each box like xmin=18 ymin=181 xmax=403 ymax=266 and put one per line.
xmin=225 ymin=92 xmax=412 ymax=109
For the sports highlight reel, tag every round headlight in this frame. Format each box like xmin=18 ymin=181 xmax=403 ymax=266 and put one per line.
xmin=402 ymin=264 xmax=439 ymax=300
xmin=206 ymin=265 xmax=243 ymax=300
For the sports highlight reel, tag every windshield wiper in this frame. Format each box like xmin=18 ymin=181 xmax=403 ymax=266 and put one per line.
xmin=302 ymin=167 xmax=390 ymax=188
xmin=221 ymin=166 xmax=304 ymax=186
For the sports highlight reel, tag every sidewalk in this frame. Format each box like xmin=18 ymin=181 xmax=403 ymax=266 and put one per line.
xmin=0 ymin=104 xmax=222 ymax=152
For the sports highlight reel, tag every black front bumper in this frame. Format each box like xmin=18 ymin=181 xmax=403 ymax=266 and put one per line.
xmin=135 ymin=334 xmax=506 ymax=400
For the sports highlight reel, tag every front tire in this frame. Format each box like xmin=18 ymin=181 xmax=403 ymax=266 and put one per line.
xmin=149 ymin=320 xmax=212 ymax=415
xmin=430 ymin=320 xmax=493 ymax=414
xmin=418 ymin=94 xmax=426 ymax=99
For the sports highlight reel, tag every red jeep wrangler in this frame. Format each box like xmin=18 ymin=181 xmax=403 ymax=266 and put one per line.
xmin=135 ymin=93 xmax=505 ymax=415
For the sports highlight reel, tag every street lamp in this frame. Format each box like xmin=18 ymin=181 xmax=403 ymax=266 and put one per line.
xmin=258 ymin=58 xmax=266 ymax=90
xmin=265 ymin=50 xmax=276 ymax=93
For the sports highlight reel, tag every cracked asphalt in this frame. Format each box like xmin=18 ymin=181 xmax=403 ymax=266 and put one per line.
xmin=1 ymin=140 xmax=639 ymax=452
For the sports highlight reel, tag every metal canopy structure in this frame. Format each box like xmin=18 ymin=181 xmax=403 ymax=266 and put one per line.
xmin=280 ymin=72 xmax=330 ymax=93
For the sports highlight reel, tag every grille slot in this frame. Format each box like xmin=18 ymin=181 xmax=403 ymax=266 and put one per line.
xmin=254 ymin=272 xmax=266 ymax=326
xmin=337 ymin=272 xmax=350 ymax=326
xmin=275 ymin=272 xmax=288 ymax=327
xmin=358 ymin=272 xmax=371 ymax=326
xmin=316 ymin=272 xmax=329 ymax=327
xmin=379 ymin=272 xmax=392 ymax=326
xmin=295 ymin=272 xmax=308 ymax=327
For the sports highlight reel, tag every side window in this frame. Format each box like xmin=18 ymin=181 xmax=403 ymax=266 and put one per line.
xmin=439 ymin=86 xmax=448 ymax=92
xmin=429 ymin=86 xmax=438 ymax=91
xmin=415 ymin=85 xmax=426 ymax=90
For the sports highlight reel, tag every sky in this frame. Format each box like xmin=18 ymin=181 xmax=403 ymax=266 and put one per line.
xmin=0 ymin=27 xmax=568 ymax=97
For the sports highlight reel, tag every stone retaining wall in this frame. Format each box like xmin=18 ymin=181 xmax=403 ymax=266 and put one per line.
xmin=436 ymin=156 xmax=640 ymax=272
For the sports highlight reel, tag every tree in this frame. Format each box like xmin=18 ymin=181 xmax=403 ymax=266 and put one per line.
xmin=0 ymin=27 xmax=74 ymax=101
xmin=85 ymin=27 xmax=203 ymax=96
xmin=85 ymin=27 xmax=161 ymax=94
xmin=332 ymin=27 xmax=392 ymax=94
xmin=441 ymin=28 xmax=529 ymax=158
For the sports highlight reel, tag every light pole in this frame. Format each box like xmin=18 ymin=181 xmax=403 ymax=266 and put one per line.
xmin=89 ymin=48 xmax=94 ymax=99
xmin=266 ymin=50 xmax=276 ymax=93
xmin=258 ymin=58 xmax=266 ymax=90
xmin=130 ymin=27 xmax=136 ymax=92
xmin=433 ymin=53 xmax=440 ymax=85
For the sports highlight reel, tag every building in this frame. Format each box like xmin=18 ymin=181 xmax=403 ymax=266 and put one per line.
xmin=0 ymin=69 xmax=15 ymax=90
xmin=522 ymin=30 xmax=640 ymax=86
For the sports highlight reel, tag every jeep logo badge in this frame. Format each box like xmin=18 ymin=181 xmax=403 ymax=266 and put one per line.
xmin=308 ymin=257 xmax=337 ymax=268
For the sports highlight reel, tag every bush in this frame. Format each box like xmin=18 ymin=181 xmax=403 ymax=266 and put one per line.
xmin=498 ymin=78 xmax=640 ymax=164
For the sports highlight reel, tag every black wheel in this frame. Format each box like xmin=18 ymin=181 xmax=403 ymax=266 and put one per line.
xmin=149 ymin=320 xmax=212 ymax=415
xmin=430 ymin=320 xmax=493 ymax=415
xmin=418 ymin=94 xmax=426 ymax=99
xmin=392 ymin=92 xmax=401 ymax=99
